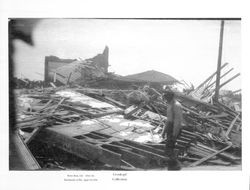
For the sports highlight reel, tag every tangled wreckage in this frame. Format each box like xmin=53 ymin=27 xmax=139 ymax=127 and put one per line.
xmin=10 ymin=47 xmax=242 ymax=170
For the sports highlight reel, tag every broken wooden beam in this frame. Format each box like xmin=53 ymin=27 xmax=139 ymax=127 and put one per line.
xmin=179 ymin=156 xmax=231 ymax=166
xmin=195 ymin=143 xmax=241 ymax=162
xmin=189 ymin=143 xmax=232 ymax=167
xmin=195 ymin=62 xmax=228 ymax=91
xmin=205 ymin=67 xmax=234 ymax=91
xmin=219 ymin=73 xmax=240 ymax=89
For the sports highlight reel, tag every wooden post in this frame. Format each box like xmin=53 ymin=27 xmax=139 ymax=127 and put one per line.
xmin=214 ymin=20 xmax=225 ymax=101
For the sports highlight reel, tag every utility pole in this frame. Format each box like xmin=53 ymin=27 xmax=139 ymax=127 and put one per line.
xmin=214 ymin=20 xmax=225 ymax=101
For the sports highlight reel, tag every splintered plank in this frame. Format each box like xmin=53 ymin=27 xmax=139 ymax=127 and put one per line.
xmin=36 ymin=129 xmax=121 ymax=168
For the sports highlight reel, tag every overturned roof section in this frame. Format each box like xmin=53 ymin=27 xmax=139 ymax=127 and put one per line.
xmin=44 ymin=46 xmax=109 ymax=84
xmin=122 ymin=70 xmax=178 ymax=84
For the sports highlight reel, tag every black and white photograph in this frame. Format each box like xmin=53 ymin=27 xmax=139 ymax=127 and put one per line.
xmin=8 ymin=18 xmax=242 ymax=171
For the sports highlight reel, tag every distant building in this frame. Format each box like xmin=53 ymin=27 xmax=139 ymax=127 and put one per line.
xmin=123 ymin=70 xmax=178 ymax=85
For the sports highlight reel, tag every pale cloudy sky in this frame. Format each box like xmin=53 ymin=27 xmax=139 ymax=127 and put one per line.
xmin=13 ymin=19 xmax=241 ymax=90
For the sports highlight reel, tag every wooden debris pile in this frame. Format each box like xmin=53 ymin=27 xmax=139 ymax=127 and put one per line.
xmin=14 ymin=85 xmax=241 ymax=170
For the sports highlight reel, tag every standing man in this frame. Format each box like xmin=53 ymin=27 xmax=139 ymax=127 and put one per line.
xmin=161 ymin=91 xmax=183 ymax=170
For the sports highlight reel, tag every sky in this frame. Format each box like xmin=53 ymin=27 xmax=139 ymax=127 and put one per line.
xmin=13 ymin=19 xmax=241 ymax=91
